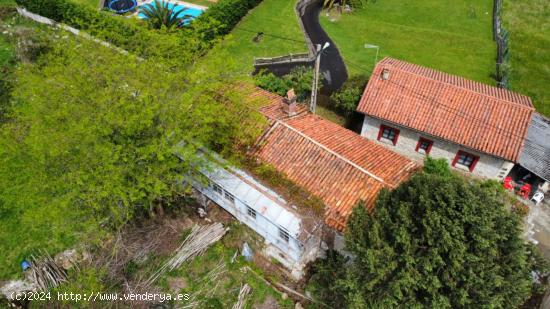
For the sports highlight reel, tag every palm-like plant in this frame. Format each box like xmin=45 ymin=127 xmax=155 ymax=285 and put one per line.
xmin=140 ymin=0 xmax=193 ymax=29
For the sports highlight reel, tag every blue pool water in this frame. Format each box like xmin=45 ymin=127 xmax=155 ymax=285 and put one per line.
xmin=138 ymin=1 xmax=204 ymax=24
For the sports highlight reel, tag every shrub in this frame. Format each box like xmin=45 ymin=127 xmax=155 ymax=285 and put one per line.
xmin=15 ymin=0 xmax=183 ymax=61
xmin=423 ymin=156 xmax=452 ymax=177
xmin=254 ymin=66 xmax=318 ymax=101
xmin=194 ymin=0 xmax=263 ymax=36
xmin=15 ymin=0 xmax=264 ymax=62
xmin=253 ymin=70 xmax=288 ymax=96
xmin=329 ymin=75 xmax=367 ymax=115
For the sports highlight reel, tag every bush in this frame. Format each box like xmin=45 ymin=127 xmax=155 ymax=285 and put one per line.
xmin=16 ymin=0 xmax=264 ymax=62
xmin=195 ymin=0 xmax=263 ymax=36
xmin=15 ymin=0 xmax=184 ymax=61
xmin=307 ymin=250 xmax=348 ymax=307
xmin=423 ymin=156 xmax=452 ymax=177
xmin=330 ymin=75 xmax=367 ymax=116
xmin=254 ymin=66 xmax=318 ymax=101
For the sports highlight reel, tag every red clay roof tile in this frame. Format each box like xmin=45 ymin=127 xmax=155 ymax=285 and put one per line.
xmin=357 ymin=58 xmax=534 ymax=162
xmin=253 ymin=89 xmax=418 ymax=231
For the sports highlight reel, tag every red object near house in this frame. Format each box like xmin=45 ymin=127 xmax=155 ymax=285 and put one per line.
xmin=503 ymin=176 xmax=514 ymax=191
xmin=519 ymin=183 xmax=532 ymax=199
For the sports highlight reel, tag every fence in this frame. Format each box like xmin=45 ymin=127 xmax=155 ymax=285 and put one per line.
xmin=493 ymin=0 xmax=510 ymax=89
xmin=252 ymin=0 xmax=317 ymax=70
xmin=254 ymin=53 xmax=313 ymax=65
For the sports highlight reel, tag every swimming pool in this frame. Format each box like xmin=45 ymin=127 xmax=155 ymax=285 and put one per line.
xmin=138 ymin=1 xmax=204 ymax=24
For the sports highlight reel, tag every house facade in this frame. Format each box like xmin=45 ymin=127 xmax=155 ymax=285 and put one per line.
xmin=360 ymin=116 xmax=515 ymax=179
xmin=357 ymin=58 xmax=534 ymax=180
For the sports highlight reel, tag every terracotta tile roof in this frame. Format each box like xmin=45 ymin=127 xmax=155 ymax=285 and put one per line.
xmin=253 ymin=92 xmax=418 ymax=231
xmin=251 ymin=87 xmax=308 ymax=120
xmin=357 ymin=57 xmax=534 ymax=162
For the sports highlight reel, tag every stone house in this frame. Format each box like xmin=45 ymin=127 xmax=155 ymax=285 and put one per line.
xmin=252 ymin=88 xmax=418 ymax=232
xmin=357 ymin=57 xmax=534 ymax=180
xmin=185 ymin=87 xmax=418 ymax=279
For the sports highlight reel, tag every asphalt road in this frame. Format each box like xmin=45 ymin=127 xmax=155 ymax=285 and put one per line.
xmin=300 ymin=0 xmax=348 ymax=91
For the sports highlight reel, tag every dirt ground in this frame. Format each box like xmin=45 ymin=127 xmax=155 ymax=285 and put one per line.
xmin=526 ymin=199 xmax=550 ymax=260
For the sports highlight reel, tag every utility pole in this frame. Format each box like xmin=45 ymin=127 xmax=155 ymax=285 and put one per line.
xmin=310 ymin=42 xmax=330 ymax=113
xmin=364 ymin=43 xmax=379 ymax=67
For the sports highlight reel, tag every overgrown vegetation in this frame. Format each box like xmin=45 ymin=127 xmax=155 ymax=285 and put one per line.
xmin=0 ymin=26 xmax=264 ymax=278
xmin=15 ymin=0 xmax=264 ymax=66
xmin=243 ymin=159 xmax=325 ymax=215
xmin=329 ymin=75 xmax=367 ymax=116
xmin=254 ymin=66 xmax=319 ymax=101
xmin=308 ymin=158 xmax=548 ymax=308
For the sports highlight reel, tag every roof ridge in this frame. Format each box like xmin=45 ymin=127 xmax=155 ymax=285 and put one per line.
xmin=277 ymin=120 xmax=392 ymax=187
xmin=380 ymin=57 xmax=533 ymax=109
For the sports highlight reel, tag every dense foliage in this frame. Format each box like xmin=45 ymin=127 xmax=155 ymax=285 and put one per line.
xmin=196 ymin=0 xmax=263 ymax=36
xmin=16 ymin=0 xmax=186 ymax=63
xmin=0 ymin=33 xmax=263 ymax=278
xmin=15 ymin=0 xmax=263 ymax=65
xmin=254 ymin=66 xmax=318 ymax=101
xmin=329 ymin=75 xmax=367 ymax=116
xmin=139 ymin=0 xmax=192 ymax=30
xmin=310 ymin=159 xmax=542 ymax=308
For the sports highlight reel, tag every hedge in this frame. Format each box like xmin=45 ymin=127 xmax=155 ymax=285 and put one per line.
xmin=15 ymin=0 xmax=185 ymax=62
xmin=194 ymin=0 xmax=262 ymax=36
xmin=15 ymin=0 xmax=263 ymax=62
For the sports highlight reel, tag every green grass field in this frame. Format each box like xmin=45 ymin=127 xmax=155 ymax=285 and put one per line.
xmin=70 ymin=0 xmax=99 ymax=7
xmin=320 ymin=0 xmax=496 ymax=84
xmin=203 ymin=0 xmax=306 ymax=76
xmin=503 ymin=0 xmax=549 ymax=117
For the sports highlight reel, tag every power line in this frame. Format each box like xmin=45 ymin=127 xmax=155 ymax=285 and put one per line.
xmin=233 ymin=27 xmax=306 ymax=44
xmin=223 ymin=28 xmax=542 ymax=156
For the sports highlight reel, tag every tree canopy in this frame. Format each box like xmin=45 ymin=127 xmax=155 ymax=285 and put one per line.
xmin=0 ymin=32 xmax=264 ymax=278
xmin=310 ymin=159 xmax=541 ymax=308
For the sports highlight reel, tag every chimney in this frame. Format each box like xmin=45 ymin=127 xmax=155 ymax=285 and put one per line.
xmin=283 ymin=89 xmax=297 ymax=116
xmin=381 ymin=68 xmax=390 ymax=80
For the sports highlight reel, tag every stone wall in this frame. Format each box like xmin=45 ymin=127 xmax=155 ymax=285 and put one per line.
xmin=360 ymin=115 xmax=514 ymax=180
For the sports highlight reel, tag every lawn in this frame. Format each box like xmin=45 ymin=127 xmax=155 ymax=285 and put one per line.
xmin=503 ymin=0 xmax=549 ymax=117
xmin=70 ymin=0 xmax=99 ymax=8
xmin=202 ymin=0 xmax=348 ymax=125
xmin=320 ymin=0 xmax=496 ymax=85
xmin=203 ymin=0 xmax=306 ymax=76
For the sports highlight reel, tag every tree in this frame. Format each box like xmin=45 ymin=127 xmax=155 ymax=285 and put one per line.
xmin=0 ymin=34 xmax=263 ymax=277
xmin=330 ymin=74 xmax=368 ymax=116
xmin=139 ymin=0 xmax=193 ymax=30
xmin=254 ymin=66 xmax=321 ymax=101
xmin=312 ymin=161 xmax=540 ymax=308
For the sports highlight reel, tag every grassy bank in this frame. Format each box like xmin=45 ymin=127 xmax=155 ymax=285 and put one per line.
xmin=320 ymin=0 xmax=496 ymax=85
xmin=204 ymin=0 xmax=306 ymax=76
xmin=503 ymin=0 xmax=549 ymax=116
